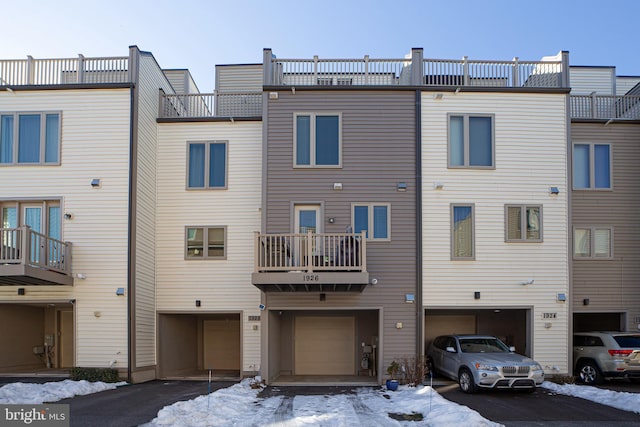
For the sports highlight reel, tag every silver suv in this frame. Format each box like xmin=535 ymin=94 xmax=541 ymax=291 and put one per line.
xmin=573 ymin=332 xmax=640 ymax=384
xmin=427 ymin=335 xmax=544 ymax=393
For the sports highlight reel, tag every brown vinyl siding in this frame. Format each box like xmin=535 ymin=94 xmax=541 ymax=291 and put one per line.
xmin=571 ymin=122 xmax=640 ymax=331
xmin=264 ymin=90 xmax=417 ymax=362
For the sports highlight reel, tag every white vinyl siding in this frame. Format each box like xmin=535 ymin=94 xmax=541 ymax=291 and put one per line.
xmin=422 ymin=91 xmax=569 ymax=373
xmin=616 ymin=77 xmax=640 ymax=96
xmin=156 ymin=121 xmax=262 ymax=372
xmin=215 ymin=65 xmax=263 ymax=93
xmin=569 ymin=67 xmax=615 ymax=95
xmin=0 ymin=88 xmax=132 ymax=369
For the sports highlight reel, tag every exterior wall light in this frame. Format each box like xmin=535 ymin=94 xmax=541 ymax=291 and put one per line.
xmin=397 ymin=182 xmax=407 ymax=192
xmin=91 ymin=178 xmax=101 ymax=188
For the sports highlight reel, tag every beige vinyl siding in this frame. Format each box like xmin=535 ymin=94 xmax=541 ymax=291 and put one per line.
xmin=571 ymin=122 xmax=640 ymax=332
xmin=215 ymin=65 xmax=262 ymax=92
xmin=422 ymin=92 xmax=569 ymax=372
xmin=0 ymin=89 xmax=132 ymax=368
xmin=156 ymin=122 xmax=262 ymax=371
xmin=570 ymin=67 xmax=615 ymax=95
xmin=264 ymin=91 xmax=417 ymax=367
xmin=616 ymin=76 xmax=640 ymax=96
xmin=163 ymin=70 xmax=199 ymax=94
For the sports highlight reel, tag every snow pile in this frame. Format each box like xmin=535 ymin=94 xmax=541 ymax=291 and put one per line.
xmin=542 ymin=381 xmax=640 ymax=414
xmin=0 ymin=379 xmax=127 ymax=404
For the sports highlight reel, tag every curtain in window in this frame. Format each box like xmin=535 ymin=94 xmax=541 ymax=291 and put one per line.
xmin=315 ymin=116 xmax=339 ymax=165
xmin=573 ymin=144 xmax=590 ymax=188
xmin=526 ymin=207 xmax=540 ymax=240
xmin=453 ymin=206 xmax=473 ymax=258
xmin=187 ymin=227 xmax=204 ymax=257
xmin=209 ymin=143 xmax=226 ymax=187
xmin=45 ymin=114 xmax=59 ymax=163
xmin=469 ymin=117 xmax=492 ymax=166
xmin=207 ymin=227 xmax=225 ymax=257
xmin=373 ymin=205 xmax=388 ymax=239
xmin=594 ymin=145 xmax=611 ymax=189
xmin=2 ymin=207 xmax=17 ymax=248
xmin=449 ymin=116 xmax=464 ymax=166
xmin=507 ymin=207 xmax=521 ymax=240
xmin=1 ymin=115 xmax=13 ymax=164
xmin=18 ymin=115 xmax=41 ymax=163
xmin=574 ymin=229 xmax=591 ymax=257
xmin=296 ymin=115 xmax=310 ymax=165
xmin=353 ymin=206 xmax=368 ymax=238
xmin=594 ymin=229 xmax=611 ymax=257
xmin=188 ymin=143 xmax=205 ymax=188
xmin=25 ymin=207 xmax=42 ymax=263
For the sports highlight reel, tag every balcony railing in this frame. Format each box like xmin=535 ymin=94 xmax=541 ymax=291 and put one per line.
xmin=0 ymin=55 xmax=130 ymax=86
xmin=570 ymin=94 xmax=640 ymax=120
xmin=0 ymin=226 xmax=72 ymax=285
xmin=254 ymin=231 xmax=367 ymax=273
xmin=159 ymin=92 xmax=262 ymax=119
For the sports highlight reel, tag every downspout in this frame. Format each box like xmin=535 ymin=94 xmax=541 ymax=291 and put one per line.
xmin=415 ymin=89 xmax=423 ymax=356
xmin=563 ymin=51 xmax=573 ymax=376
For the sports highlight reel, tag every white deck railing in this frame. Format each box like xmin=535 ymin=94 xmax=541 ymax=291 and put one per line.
xmin=570 ymin=94 xmax=640 ymax=120
xmin=160 ymin=92 xmax=262 ymax=118
xmin=254 ymin=231 xmax=367 ymax=273
xmin=0 ymin=55 xmax=130 ymax=86
xmin=0 ymin=226 xmax=71 ymax=275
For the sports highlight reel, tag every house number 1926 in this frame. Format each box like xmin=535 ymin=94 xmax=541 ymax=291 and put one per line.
xmin=304 ymin=275 xmax=319 ymax=282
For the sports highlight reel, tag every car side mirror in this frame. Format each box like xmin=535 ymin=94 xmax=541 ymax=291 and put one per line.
xmin=446 ymin=346 xmax=457 ymax=353
xmin=509 ymin=346 xmax=516 ymax=352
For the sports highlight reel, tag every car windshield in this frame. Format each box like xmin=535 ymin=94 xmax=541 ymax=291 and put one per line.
xmin=459 ymin=338 xmax=511 ymax=353
xmin=613 ymin=335 xmax=640 ymax=348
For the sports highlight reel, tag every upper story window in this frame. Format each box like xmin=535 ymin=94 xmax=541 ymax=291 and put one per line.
xmin=185 ymin=226 xmax=226 ymax=259
xmin=0 ymin=112 xmax=60 ymax=165
xmin=187 ymin=141 xmax=227 ymax=189
xmin=448 ymin=114 xmax=494 ymax=168
xmin=294 ymin=113 xmax=341 ymax=168
xmin=573 ymin=143 xmax=611 ymax=190
xmin=352 ymin=203 xmax=390 ymax=241
xmin=451 ymin=204 xmax=475 ymax=260
xmin=574 ymin=226 xmax=612 ymax=259
xmin=505 ymin=205 xmax=542 ymax=242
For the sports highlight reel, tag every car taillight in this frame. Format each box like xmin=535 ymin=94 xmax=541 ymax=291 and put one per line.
xmin=608 ymin=349 xmax=633 ymax=357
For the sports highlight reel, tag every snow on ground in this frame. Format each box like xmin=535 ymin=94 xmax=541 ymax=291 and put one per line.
xmin=542 ymin=381 xmax=640 ymax=414
xmin=0 ymin=379 xmax=127 ymax=404
xmin=144 ymin=378 xmax=500 ymax=427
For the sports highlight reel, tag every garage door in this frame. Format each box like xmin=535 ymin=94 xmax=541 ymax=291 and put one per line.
xmin=203 ymin=318 xmax=240 ymax=370
xmin=294 ymin=316 xmax=355 ymax=375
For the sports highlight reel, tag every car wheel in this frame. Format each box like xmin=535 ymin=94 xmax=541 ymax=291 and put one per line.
xmin=458 ymin=368 xmax=477 ymax=394
xmin=578 ymin=361 xmax=602 ymax=385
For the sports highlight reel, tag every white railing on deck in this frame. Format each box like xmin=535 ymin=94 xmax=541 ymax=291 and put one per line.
xmin=0 ymin=226 xmax=71 ymax=275
xmin=272 ymin=56 xmax=412 ymax=86
xmin=160 ymin=92 xmax=262 ymax=118
xmin=0 ymin=55 xmax=130 ymax=86
xmin=423 ymin=57 xmax=562 ymax=88
xmin=254 ymin=231 xmax=367 ymax=273
xmin=571 ymin=94 xmax=640 ymax=120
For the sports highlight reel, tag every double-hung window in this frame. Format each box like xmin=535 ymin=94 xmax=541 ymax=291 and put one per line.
xmin=187 ymin=141 xmax=227 ymax=189
xmin=352 ymin=203 xmax=390 ymax=241
xmin=573 ymin=143 xmax=611 ymax=189
xmin=574 ymin=227 xmax=612 ymax=259
xmin=0 ymin=112 xmax=60 ymax=165
xmin=451 ymin=204 xmax=474 ymax=260
xmin=185 ymin=226 xmax=226 ymax=259
xmin=449 ymin=114 xmax=494 ymax=168
xmin=294 ymin=113 xmax=341 ymax=167
xmin=505 ymin=205 xmax=542 ymax=242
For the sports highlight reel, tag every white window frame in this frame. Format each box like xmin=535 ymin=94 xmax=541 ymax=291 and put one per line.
xmin=451 ymin=203 xmax=475 ymax=260
xmin=185 ymin=226 xmax=227 ymax=260
xmin=572 ymin=142 xmax=612 ymax=190
xmin=186 ymin=140 xmax=228 ymax=190
xmin=351 ymin=203 xmax=391 ymax=241
xmin=447 ymin=113 xmax=495 ymax=169
xmin=504 ymin=204 xmax=543 ymax=243
xmin=573 ymin=226 xmax=613 ymax=260
xmin=0 ymin=111 xmax=61 ymax=166
xmin=293 ymin=112 xmax=342 ymax=168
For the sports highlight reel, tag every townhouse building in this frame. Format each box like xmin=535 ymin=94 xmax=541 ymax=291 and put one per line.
xmin=569 ymin=67 xmax=640 ymax=333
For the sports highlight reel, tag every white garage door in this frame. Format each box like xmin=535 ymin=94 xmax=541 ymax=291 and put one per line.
xmin=294 ymin=316 xmax=355 ymax=375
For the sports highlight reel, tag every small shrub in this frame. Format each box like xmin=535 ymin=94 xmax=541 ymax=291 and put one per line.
xmin=398 ymin=354 xmax=429 ymax=386
xmin=70 ymin=367 xmax=120 ymax=383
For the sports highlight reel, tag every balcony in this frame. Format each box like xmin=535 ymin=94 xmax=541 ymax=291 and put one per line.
xmin=252 ymin=231 xmax=369 ymax=292
xmin=570 ymin=94 xmax=640 ymax=120
xmin=158 ymin=91 xmax=262 ymax=119
xmin=0 ymin=227 xmax=73 ymax=286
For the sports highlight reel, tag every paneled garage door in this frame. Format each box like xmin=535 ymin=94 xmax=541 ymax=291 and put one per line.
xmin=294 ymin=316 xmax=355 ymax=375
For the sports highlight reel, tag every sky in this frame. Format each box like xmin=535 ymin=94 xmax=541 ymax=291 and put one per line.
xmin=1 ymin=0 xmax=638 ymax=92
xmin=2 ymin=378 xmax=640 ymax=426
